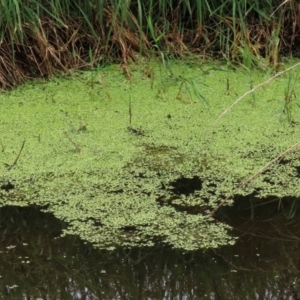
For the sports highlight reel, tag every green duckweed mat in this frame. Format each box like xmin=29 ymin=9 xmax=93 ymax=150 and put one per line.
xmin=1 ymin=59 xmax=300 ymax=250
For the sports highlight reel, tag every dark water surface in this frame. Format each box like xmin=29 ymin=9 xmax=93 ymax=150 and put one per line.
xmin=0 ymin=206 xmax=300 ymax=300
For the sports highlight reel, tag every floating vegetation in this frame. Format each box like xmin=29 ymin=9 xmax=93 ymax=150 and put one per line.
xmin=1 ymin=60 xmax=300 ymax=251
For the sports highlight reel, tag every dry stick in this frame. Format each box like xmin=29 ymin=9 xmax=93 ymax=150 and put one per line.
xmin=64 ymin=131 xmax=81 ymax=153
xmin=129 ymin=97 xmax=132 ymax=126
xmin=271 ymin=0 xmax=290 ymax=17
xmin=0 ymin=138 xmax=4 ymax=152
xmin=7 ymin=140 xmax=26 ymax=170
xmin=13 ymin=140 xmax=25 ymax=165
xmin=209 ymin=139 xmax=300 ymax=217
xmin=208 ymin=61 xmax=300 ymax=217
xmin=208 ymin=61 xmax=300 ymax=134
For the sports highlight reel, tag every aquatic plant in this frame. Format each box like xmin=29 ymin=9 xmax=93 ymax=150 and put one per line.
xmin=1 ymin=59 xmax=300 ymax=251
xmin=281 ymin=71 xmax=300 ymax=124
xmin=207 ymin=60 xmax=300 ymax=216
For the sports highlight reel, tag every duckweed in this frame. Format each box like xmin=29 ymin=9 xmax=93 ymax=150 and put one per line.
xmin=1 ymin=59 xmax=300 ymax=250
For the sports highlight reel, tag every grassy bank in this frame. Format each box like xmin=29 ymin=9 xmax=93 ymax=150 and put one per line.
xmin=0 ymin=0 xmax=299 ymax=88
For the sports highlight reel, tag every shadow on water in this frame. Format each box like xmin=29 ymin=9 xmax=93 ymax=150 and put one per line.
xmin=1 ymin=205 xmax=300 ymax=300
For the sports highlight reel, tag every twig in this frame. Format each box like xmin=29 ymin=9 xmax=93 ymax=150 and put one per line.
xmin=129 ymin=97 xmax=132 ymax=126
xmin=271 ymin=0 xmax=290 ymax=17
xmin=64 ymin=131 xmax=81 ymax=153
xmin=208 ymin=61 xmax=300 ymax=135
xmin=209 ymin=139 xmax=300 ymax=217
xmin=6 ymin=140 xmax=26 ymax=170
xmin=0 ymin=138 xmax=4 ymax=152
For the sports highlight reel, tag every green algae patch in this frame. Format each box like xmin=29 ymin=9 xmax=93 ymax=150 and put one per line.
xmin=1 ymin=59 xmax=300 ymax=250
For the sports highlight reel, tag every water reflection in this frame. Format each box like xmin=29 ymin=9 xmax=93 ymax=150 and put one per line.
xmin=0 ymin=206 xmax=300 ymax=299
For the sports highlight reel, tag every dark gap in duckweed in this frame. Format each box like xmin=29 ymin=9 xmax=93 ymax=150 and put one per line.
xmin=0 ymin=181 xmax=15 ymax=192
xmin=127 ymin=126 xmax=145 ymax=136
xmin=279 ymin=158 xmax=292 ymax=165
xmin=169 ymin=175 xmax=203 ymax=196
xmin=295 ymin=166 xmax=300 ymax=177
xmin=107 ymin=188 xmax=124 ymax=194
xmin=121 ymin=225 xmax=137 ymax=232
xmin=156 ymin=175 xmax=209 ymax=214
xmin=278 ymin=158 xmax=300 ymax=177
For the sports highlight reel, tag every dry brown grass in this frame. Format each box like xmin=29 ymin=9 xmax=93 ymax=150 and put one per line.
xmin=0 ymin=0 xmax=300 ymax=89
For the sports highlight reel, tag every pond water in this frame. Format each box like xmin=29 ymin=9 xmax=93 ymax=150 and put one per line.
xmin=1 ymin=58 xmax=300 ymax=299
xmin=1 ymin=205 xmax=299 ymax=300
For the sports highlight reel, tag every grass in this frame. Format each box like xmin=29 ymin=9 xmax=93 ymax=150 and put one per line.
xmin=281 ymin=70 xmax=300 ymax=124
xmin=0 ymin=0 xmax=298 ymax=88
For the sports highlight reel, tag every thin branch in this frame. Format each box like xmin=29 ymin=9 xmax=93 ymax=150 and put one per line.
xmin=271 ymin=0 xmax=290 ymax=17
xmin=6 ymin=140 xmax=26 ymax=170
xmin=64 ymin=131 xmax=81 ymax=153
xmin=129 ymin=97 xmax=132 ymax=126
xmin=208 ymin=62 xmax=300 ymax=135
xmin=0 ymin=138 xmax=4 ymax=152
xmin=209 ymin=139 xmax=300 ymax=217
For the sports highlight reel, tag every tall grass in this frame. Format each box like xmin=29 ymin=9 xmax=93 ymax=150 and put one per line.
xmin=0 ymin=0 xmax=298 ymax=88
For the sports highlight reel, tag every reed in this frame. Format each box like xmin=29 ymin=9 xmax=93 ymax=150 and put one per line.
xmin=0 ymin=0 xmax=298 ymax=88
